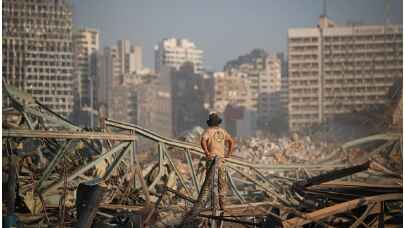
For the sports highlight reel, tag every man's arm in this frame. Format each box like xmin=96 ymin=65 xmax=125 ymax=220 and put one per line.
xmin=225 ymin=135 xmax=235 ymax=158
xmin=201 ymin=138 xmax=212 ymax=159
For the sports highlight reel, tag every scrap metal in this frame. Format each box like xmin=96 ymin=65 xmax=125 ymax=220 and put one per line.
xmin=2 ymin=83 xmax=403 ymax=227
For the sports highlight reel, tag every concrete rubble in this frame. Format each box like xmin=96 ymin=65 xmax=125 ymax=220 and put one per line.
xmin=235 ymin=135 xmax=336 ymax=165
xmin=233 ymin=132 xmax=402 ymax=185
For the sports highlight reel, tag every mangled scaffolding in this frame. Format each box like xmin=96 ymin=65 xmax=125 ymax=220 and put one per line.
xmin=2 ymin=83 xmax=402 ymax=227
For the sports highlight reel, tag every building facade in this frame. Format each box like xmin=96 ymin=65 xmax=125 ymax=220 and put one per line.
xmin=288 ymin=16 xmax=403 ymax=131
xmin=97 ymin=40 xmax=143 ymax=119
xmin=117 ymin=40 xmax=143 ymax=74
xmin=211 ymin=71 xmax=252 ymax=113
xmin=137 ymin=63 xmax=211 ymax=137
xmin=224 ymin=50 xmax=267 ymax=110
xmin=97 ymin=46 xmax=117 ymax=113
xmin=171 ymin=63 xmax=210 ymax=136
xmin=137 ymin=67 xmax=173 ymax=137
xmin=71 ymin=28 xmax=99 ymax=126
xmin=257 ymin=54 xmax=283 ymax=126
xmin=72 ymin=28 xmax=99 ymax=107
xmin=224 ymin=50 xmax=283 ymax=128
xmin=3 ymin=0 xmax=74 ymax=116
xmin=108 ymin=71 xmax=156 ymax=124
xmin=154 ymin=38 xmax=203 ymax=73
xmin=280 ymin=57 xmax=289 ymax=113
xmin=280 ymin=75 xmax=289 ymax=115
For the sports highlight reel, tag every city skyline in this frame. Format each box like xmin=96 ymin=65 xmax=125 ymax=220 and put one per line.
xmin=72 ymin=0 xmax=403 ymax=71
xmin=2 ymin=1 xmax=403 ymax=226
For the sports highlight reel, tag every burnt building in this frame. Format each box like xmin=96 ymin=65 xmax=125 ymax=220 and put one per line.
xmin=3 ymin=0 xmax=74 ymax=117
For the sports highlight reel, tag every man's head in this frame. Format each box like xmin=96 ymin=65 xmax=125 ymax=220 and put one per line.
xmin=206 ymin=113 xmax=222 ymax=127
xmin=291 ymin=132 xmax=300 ymax=142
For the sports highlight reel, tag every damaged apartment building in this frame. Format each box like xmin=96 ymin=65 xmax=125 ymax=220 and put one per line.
xmin=288 ymin=16 xmax=403 ymax=131
xmin=2 ymin=0 xmax=74 ymax=117
xmin=96 ymin=39 xmax=145 ymax=124
xmin=223 ymin=50 xmax=286 ymax=136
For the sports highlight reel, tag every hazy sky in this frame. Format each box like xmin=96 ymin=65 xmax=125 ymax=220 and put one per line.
xmin=72 ymin=0 xmax=403 ymax=71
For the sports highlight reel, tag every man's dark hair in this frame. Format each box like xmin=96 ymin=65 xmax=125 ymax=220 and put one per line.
xmin=206 ymin=113 xmax=222 ymax=127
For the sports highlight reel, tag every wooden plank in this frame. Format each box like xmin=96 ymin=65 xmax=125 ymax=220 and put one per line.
xmin=319 ymin=181 xmax=401 ymax=189
xmin=200 ymin=202 xmax=274 ymax=217
xmin=283 ymin=193 xmax=402 ymax=227
xmin=349 ymin=202 xmax=376 ymax=228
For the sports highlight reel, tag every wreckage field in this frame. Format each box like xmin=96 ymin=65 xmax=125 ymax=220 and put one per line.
xmin=2 ymin=84 xmax=403 ymax=227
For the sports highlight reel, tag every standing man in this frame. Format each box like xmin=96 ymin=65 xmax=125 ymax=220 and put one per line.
xmin=200 ymin=113 xmax=235 ymax=210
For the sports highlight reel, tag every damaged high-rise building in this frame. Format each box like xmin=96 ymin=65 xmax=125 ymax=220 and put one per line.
xmin=3 ymin=0 xmax=74 ymax=117
xmin=224 ymin=50 xmax=284 ymax=134
xmin=72 ymin=28 xmax=99 ymax=108
xmin=288 ymin=16 xmax=403 ymax=131
xmin=71 ymin=28 xmax=99 ymax=126
xmin=97 ymin=40 xmax=143 ymax=120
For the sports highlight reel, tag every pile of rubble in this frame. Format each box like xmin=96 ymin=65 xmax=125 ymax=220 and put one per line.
xmin=235 ymin=134 xmax=337 ymax=165
xmin=233 ymin=132 xmax=402 ymax=184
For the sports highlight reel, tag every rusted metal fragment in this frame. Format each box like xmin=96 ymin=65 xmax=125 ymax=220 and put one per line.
xmin=6 ymin=155 xmax=17 ymax=216
xmin=162 ymin=186 xmax=197 ymax=203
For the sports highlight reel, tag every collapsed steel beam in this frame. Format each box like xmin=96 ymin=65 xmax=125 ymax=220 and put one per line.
xmin=3 ymin=129 xmax=136 ymax=141
xmin=185 ymin=148 xmax=200 ymax=195
xmin=88 ymin=142 xmax=132 ymax=185
xmin=42 ymin=142 xmax=130 ymax=194
xmin=293 ymin=161 xmax=371 ymax=190
xmin=37 ymin=140 xmax=72 ymax=190
xmin=341 ymin=133 xmax=402 ymax=150
xmin=106 ymin=119 xmax=347 ymax=170
xmin=4 ymin=83 xmax=81 ymax=131
xmin=162 ymin=186 xmax=197 ymax=203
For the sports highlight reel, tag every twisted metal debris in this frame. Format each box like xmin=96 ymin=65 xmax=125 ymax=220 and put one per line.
xmin=2 ymin=83 xmax=402 ymax=227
